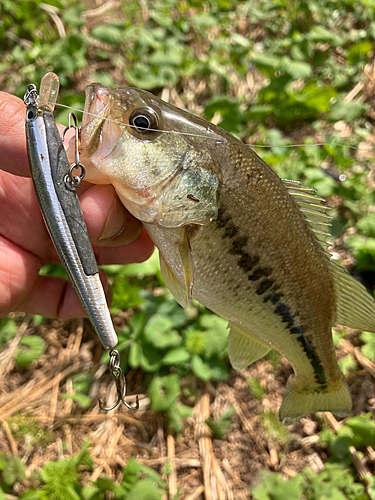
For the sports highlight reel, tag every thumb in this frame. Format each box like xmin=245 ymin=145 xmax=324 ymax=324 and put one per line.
xmin=0 ymin=92 xmax=30 ymax=177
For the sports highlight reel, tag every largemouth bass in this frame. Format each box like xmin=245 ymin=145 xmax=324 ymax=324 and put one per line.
xmin=71 ymin=84 xmax=375 ymax=423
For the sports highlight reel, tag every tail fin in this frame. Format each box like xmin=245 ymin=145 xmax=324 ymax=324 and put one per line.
xmin=279 ymin=377 xmax=352 ymax=425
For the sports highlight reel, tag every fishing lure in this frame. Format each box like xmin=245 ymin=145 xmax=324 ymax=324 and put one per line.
xmin=24 ymin=72 xmax=137 ymax=411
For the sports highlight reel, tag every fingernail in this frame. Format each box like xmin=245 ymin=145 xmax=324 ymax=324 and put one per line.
xmin=98 ymin=196 xmax=126 ymax=242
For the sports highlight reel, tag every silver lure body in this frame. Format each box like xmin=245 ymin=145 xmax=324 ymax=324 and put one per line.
xmin=25 ymin=101 xmax=117 ymax=350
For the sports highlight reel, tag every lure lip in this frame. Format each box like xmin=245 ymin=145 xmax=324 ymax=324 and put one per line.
xmin=24 ymin=91 xmax=118 ymax=351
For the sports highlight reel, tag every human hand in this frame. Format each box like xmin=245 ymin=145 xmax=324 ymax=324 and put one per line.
xmin=0 ymin=92 xmax=154 ymax=318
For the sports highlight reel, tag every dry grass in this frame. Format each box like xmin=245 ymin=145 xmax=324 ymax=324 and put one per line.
xmin=1 ymin=314 xmax=375 ymax=499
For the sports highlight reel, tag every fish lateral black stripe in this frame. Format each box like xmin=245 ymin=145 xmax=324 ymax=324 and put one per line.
xmin=223 ymin=224 xmax=238 ymax=239
xmin=263 ymin=293 xmax=281 ymax=304
xmin=273 ymin=301 xmax=327 ymax=386
xmin=256 ymin=278 xmax=275 ymax=295
xmin=274 ymin=302 xmax=295 ymax=328
xmin=290 ymin=325 xmax=304 ymax=335
xmin=216 ymin=207 xmax=327 ymax=386
xmin=217 ymin=207 xmax=260 ymax=274
xmin=238 ymin=254 xmax=260 ymax=273
xmin=230 ymin=235 xmax=248 ymax=254
xmin=297 ymin=334 xmax=327 ymax=387
xmin=249 ymin=267 xmax=272 ymax=282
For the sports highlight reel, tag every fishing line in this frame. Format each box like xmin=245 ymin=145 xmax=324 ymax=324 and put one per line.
xmin=50 ymin=102 xmax=372 ymax=152
xmin=51 ymin=102 xmax=225 ymax=141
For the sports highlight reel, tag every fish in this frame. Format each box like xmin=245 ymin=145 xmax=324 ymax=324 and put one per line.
xmin=70 ymin=83 xmax=375 ymax=424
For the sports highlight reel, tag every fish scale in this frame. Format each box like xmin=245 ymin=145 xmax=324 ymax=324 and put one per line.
xmin=71 ymin=83 xmax=375 ymax=423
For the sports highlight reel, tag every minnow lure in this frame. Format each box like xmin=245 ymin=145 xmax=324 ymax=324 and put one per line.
xmin=24 ymin=73 xmax=137 ymax=411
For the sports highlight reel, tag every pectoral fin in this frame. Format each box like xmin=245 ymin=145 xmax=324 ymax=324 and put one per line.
xmin=159 ymin=253 xmax=187 ymax=308
xmin=178 ymin=225 xmax=195 ymax=304
xmin=228 ymin=322 xmax=271 ymax=370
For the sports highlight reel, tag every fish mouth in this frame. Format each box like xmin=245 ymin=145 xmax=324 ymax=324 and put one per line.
xmin=80 ymin=84 xmax=111 ymax=157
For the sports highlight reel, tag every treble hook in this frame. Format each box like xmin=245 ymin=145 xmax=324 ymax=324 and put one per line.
xmin=99 ymin=349 xmax=139 ymax=411
xmin=62 ymin=112 xmax=86 ymax=190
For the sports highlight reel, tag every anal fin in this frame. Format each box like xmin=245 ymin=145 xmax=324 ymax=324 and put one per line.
xmin=228 ymin=322 xmax=271 ymax=370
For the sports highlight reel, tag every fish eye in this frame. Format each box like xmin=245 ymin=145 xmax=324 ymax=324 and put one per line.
xmin=129 ymin=109 xmax=159 ymax=135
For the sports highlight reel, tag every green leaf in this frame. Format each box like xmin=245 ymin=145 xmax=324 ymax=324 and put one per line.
xmin=206 ymin=407 xmax=234 ymax=438
xmin=16 ymin=335 xmax=45 ymax=366
xmin=0 ymin=318 xmax=17 ymax=347
xmin=129 ymin=342 xmax=143 ymax=368
xmin=81 ymin=485 xmax=101 ymax=500
xmin=138 ymin=343 xmax=163 ymax=372
xmin=347 ymin=40 xmax=372 ymax=64
xmin=191 ymin=355 xmax=212 ymax=381
xmin=61 ymin=393 xmax=92 ymax=410
xmin=185 ymin=329 xmax=207 ymax=355
xmin=111 ymin=275 xmax=143 ymax=311
xmin=126 ymin=479 xmax=163 ymax=500
xmin=328 ymin=100 xmax=368 ymax=123
xmin=149 ymin=374 xmax=180 ymax=412
xmin=91 ymin=24 xmax=124 ymax=45
xmin=308 ymin=26 xmax=343 ymax=44
xmin=295 ymin=83 xmax=336 ymax=113
xmin=248 ymin=377 xmax=267 ymax=400
xmin=167 ymin=402 xmax=193 ymax=433
xmin=32 ymin=315 xmax=45 ymax=325
xmin=35 ymin=444 xmax=93 ymax=499
xmin=250 ymin=471 xmax=304 ymax=500
xmin=281 ymin=57 xmax=312 ymax=79
xmin=338 ymin=353 xmax=356 ymax=375
xmin=360 ymin=331 xmax=375 ymax=360
xmin=344 ymin=414 xmax=375 ymax=449
xmin=2 ymin=456 xmax=26 ymax=486
xmin=199 ymin=314 xmax=228 ymax=357
xmin=144 ymin=315 xmax=181 ymax=349
xmin=162 ymin=347 xmax=191 ymax=365
xmin=346 ymin=235 xmax=375 ymax=272
xmin=304 ymin=168 xmax=337 ymax=197
xmin=122 ymin=458 xmax=166 ymax=491
xmin=366 ymin=475 xmax=375 ymax=500
xmin=19 ymin=490 xmax=44 ymax=500
xmin=251 ymin=54 xmax=281 ymax=73
xmin=356 ymin=215 xmax=375 ymax=239
xmin=129 ymin=311 xmax=148 ymax=339
xmin=199 ymin=314 xmax=228 ymax=334
xmin=94 ymin=477 xmax=127 ymax=497
xmin=157 ymin=299 xmax=188 ymax=329
xmin=259 ymin=411 xmax=291 ymax=445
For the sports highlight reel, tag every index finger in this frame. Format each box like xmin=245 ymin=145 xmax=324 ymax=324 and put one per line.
xmin=0 ymin=92 xmax=30 ymax=177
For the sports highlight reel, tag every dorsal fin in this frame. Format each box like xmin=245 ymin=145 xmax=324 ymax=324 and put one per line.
xmin=330 ymin=261 xmax=375 ymax=332
xmin=282 ymin=179 xmax=332 ymax=251
xmin=282 ymin=179 xmax=375 ymax=333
